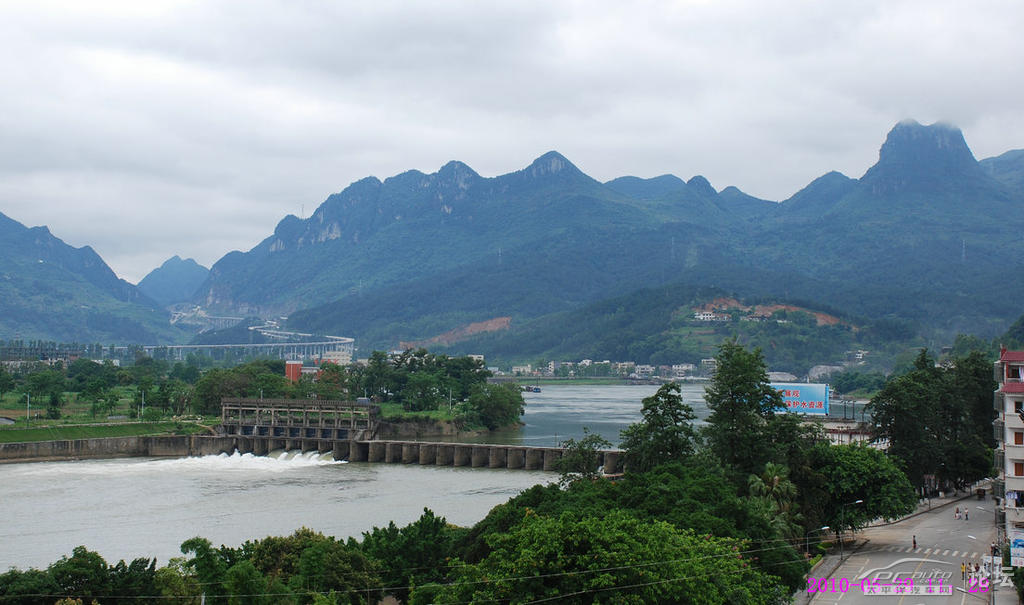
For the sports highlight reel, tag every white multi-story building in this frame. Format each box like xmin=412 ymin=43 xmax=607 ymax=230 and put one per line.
xmin=995 ymin=348 xmax=1024 ymax=556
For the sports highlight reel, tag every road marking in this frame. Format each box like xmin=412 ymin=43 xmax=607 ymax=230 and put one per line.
xmin=943 ymin=550 xmax=950 ymax=555
xmin=971 ymin=552 xmax=978 ymax=558
xmin=951 ymin=550 xmax=959 ymax=556
xmin=924 ymin=548 xmax=932 ymax=554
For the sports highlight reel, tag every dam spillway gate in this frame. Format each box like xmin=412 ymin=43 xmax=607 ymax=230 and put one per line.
xmin=221 ymin=397 xmax=376 ymax=442
xmin=218 ymin=397 xmax=622 ymax=473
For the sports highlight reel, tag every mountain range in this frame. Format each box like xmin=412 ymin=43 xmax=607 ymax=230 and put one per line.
xmin=0 ymin=213 xmax=184 ymax=343
xmin=2 ymin=120 xmax=1023 ymax=358
xmin=195 ymin=120 xmax=1024 ymax=352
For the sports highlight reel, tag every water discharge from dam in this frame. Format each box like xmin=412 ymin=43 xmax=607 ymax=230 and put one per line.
xmin=0 ymin=384 xmax=701 ymax=570
xmin=0 ymin=452 xmax=553 ymax=570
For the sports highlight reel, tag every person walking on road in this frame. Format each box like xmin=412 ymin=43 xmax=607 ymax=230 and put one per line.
xmin=913 ymin=535 xmax=917 ymax=550
xmin=962 ymin=561 xmax=966 ymax=581
xmin=965 ymin=508 xmax=968 ymax=520
xmin=955 ymin=506 xmax=960 ymax=520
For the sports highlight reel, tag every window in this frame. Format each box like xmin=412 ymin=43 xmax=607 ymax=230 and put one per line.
xmin=1016 ymin=401 xmax=1024 ymax=414
xmin=1016 ymin=462 xmax=1024 ymax=477
xmin=1017 ymin=432 xmax=1024 ymax=446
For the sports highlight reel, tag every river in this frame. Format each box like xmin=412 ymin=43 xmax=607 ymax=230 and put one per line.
xmin=1 ymin=383 xmax=683 ymax=570
xmin=0 ymin=382 xmax=862 ymax=570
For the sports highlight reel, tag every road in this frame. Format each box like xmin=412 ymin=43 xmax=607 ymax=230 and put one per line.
xmin=809 ymin=499 xmax=1009 ymax=604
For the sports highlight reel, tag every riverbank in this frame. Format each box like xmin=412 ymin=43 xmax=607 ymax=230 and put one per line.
xmin=0 ymin=421 xmax=209 ymax=444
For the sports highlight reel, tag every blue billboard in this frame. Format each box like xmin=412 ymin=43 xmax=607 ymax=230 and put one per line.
xmin=772 ymin=383 xmax=829 ymax=415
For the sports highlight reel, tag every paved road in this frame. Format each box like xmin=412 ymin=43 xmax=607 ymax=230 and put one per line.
xmin=809 ymin=499 xmax=1012 ymax=604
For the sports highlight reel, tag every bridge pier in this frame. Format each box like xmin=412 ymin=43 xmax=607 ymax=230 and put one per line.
xmin=488 ymin=447 xmax=507 ymax=468
xmin=236 ymin=436 xmax=252 ymax=455
xmin=348 ymin=440 xmax=368 ymax=462
xmin=385 ymin=442 xmax=403 ymax=463
xmin=368 ymin=441 xmax=386 ymax=462
xmin=252 ymin=438 xmax=268 ymax=456
xmin=418 ymin=443 xmax=437 ymax=465
xmin=471 ymin=446 xmax=490 ymax=467
xmin=453 ymin=445 xmax=471 ymax=467
xmin=524 ymin=448 xmax=543 ymax=470
xmin=506 ymin=448 xmax=525 ymax=469
xmin=542 ymin=448 xmax=562 ymax=471
xmin=436 ymin=444 xmax=454 ymax=466
xmin=402 ymin=443 xmax=420 ymax=464
xmin=602 ymin=451 xmax=621 ymax=474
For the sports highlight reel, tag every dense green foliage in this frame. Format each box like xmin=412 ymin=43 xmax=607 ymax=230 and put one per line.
xmin=0 ymin=546 xmax=156 ymax=605
xmin=433 ymin=510 xmax=786 ymax=604
xmin=555 ymin=428 xmax=612 ymax=483
xmin=618 ymin=382 xmax=698 ymax=473
xmin=0 ymin=342 xmax=932 ymax=604
xmin=868 ymin=349 xmax=995 ymax=491
xmin=703 ymin=341 xmax=785 ymax=478
xmin=811 ymin=443 xmax=917 ymax=533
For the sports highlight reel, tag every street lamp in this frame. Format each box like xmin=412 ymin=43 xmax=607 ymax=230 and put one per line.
xmin=839 ymin=499 xmax=864 ymax=561
xmin=806 ymin=525 xmax=830 ymax=555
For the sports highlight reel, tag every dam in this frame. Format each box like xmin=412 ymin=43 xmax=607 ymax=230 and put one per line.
xmin=0 ymin=397 xmax=623 ymax=473
xmin=220 ymin=397 xmax=623 ymax=473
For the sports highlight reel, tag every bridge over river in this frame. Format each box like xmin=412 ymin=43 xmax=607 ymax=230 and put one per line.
xmin=219 ymin=397 xmax=624 ymax=473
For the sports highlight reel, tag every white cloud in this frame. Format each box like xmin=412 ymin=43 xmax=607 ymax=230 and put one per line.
xmin=0 ymin=0 xmax=1021 ymax=283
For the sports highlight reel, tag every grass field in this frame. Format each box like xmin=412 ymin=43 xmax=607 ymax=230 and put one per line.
xmin=0 ymin=422 xmax=208 ymax=443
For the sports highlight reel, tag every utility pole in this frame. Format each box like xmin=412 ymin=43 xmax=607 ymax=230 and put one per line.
xmin=25 ymin=393 xmax=30 ymax=427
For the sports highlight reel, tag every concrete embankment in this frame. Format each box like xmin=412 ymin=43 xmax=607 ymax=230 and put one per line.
xmin=0 ymin=434 xmax=237 ymax=464
xmin=0 ymin=434 xmax=624 ymax=473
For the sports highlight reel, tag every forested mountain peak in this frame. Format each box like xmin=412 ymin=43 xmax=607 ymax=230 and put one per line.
xmin=686 ymin=175 xmax=717 ymax=198
xmin=138 ymin=256 xmax=210 ymax=307
xmin=779 ymin=170 xmax=857 ymax=218
xmin=0 ymin=208 xmax=183 ymax=342
xmin=525 ymin=150 xmax=580 ymax=178
xmin=860 ymin=120 xmax=991 ymax=194
xmin=980 ymin=149 xmax=1024 ymax=191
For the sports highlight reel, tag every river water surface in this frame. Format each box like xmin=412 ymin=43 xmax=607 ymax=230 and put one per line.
xmin=0 ymin=383 xmax=708 ymax=570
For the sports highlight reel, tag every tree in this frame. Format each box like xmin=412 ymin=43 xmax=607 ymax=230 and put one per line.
xmin=556 ymin=428 xmax=612 ymax=484
xmin=429 ymin=510 xmax=787 ymax=604
xmin=619 ymin=382 xmax=698 ymax=473
xmin=0 ymin=366 xmax=16 ymax=401
xmin=0 ymin=568 xmax=61 ymax=605
xmin=357 ymin=509 xmax=451 ymax=602
xmin=290 ymin=540 xmax=377 ymax=604
xmin=703 ymin=340 xmax=783 ymax=478
xmin=952 ymin=350 xmax=998 ymax=448
xmin=812 ymin=443 xmax=916 ymax=534
xmin=180 ymin=537 xmax=230 ymax=601
xmin=869 ymin=349 xmax=992 ymax=491
xmin=48 ymin=546 xmax=110 ymax=603
xmin=464 ymin=382 xmax=524 ymax=430
xmin=224 ymin=560 xmax=270 ymax=605
xmin=748 ymin=462 xmax=802 ymax=539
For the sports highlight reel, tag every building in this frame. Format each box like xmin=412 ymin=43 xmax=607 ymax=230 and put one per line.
xmin=995 ymin=348 xmax=1024 ymax=562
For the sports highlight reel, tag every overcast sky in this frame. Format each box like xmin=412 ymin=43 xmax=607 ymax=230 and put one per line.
xmin=1 ymin=0 xmax=1022 ymax=283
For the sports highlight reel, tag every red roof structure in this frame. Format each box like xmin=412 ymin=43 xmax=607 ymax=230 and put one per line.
xmin=1001 ymin=382 xmax=1024 ymax=394
xmin=1000 ymin=348 xmax=1024 ymax=362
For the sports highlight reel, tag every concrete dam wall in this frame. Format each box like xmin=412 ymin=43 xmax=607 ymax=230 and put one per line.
xmin=0 ymin=435 xmax=623 ymax=474
xmin=0 ymin=434 xmax=237 ymax=463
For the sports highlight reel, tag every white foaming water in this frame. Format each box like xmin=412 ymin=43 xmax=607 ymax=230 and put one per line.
xmin=17 ymin=449 xmax=345 ymax=479
xmin=168 ymin=450 xmax=345 ymax=472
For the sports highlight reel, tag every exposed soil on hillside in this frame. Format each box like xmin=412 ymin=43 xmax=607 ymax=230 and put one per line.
xmin=400 ymin=316 xmax=512 ymax=349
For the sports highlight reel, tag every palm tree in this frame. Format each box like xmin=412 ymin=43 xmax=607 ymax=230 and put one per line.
xmin=748 ymin=462 xmax=802 ymax=539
